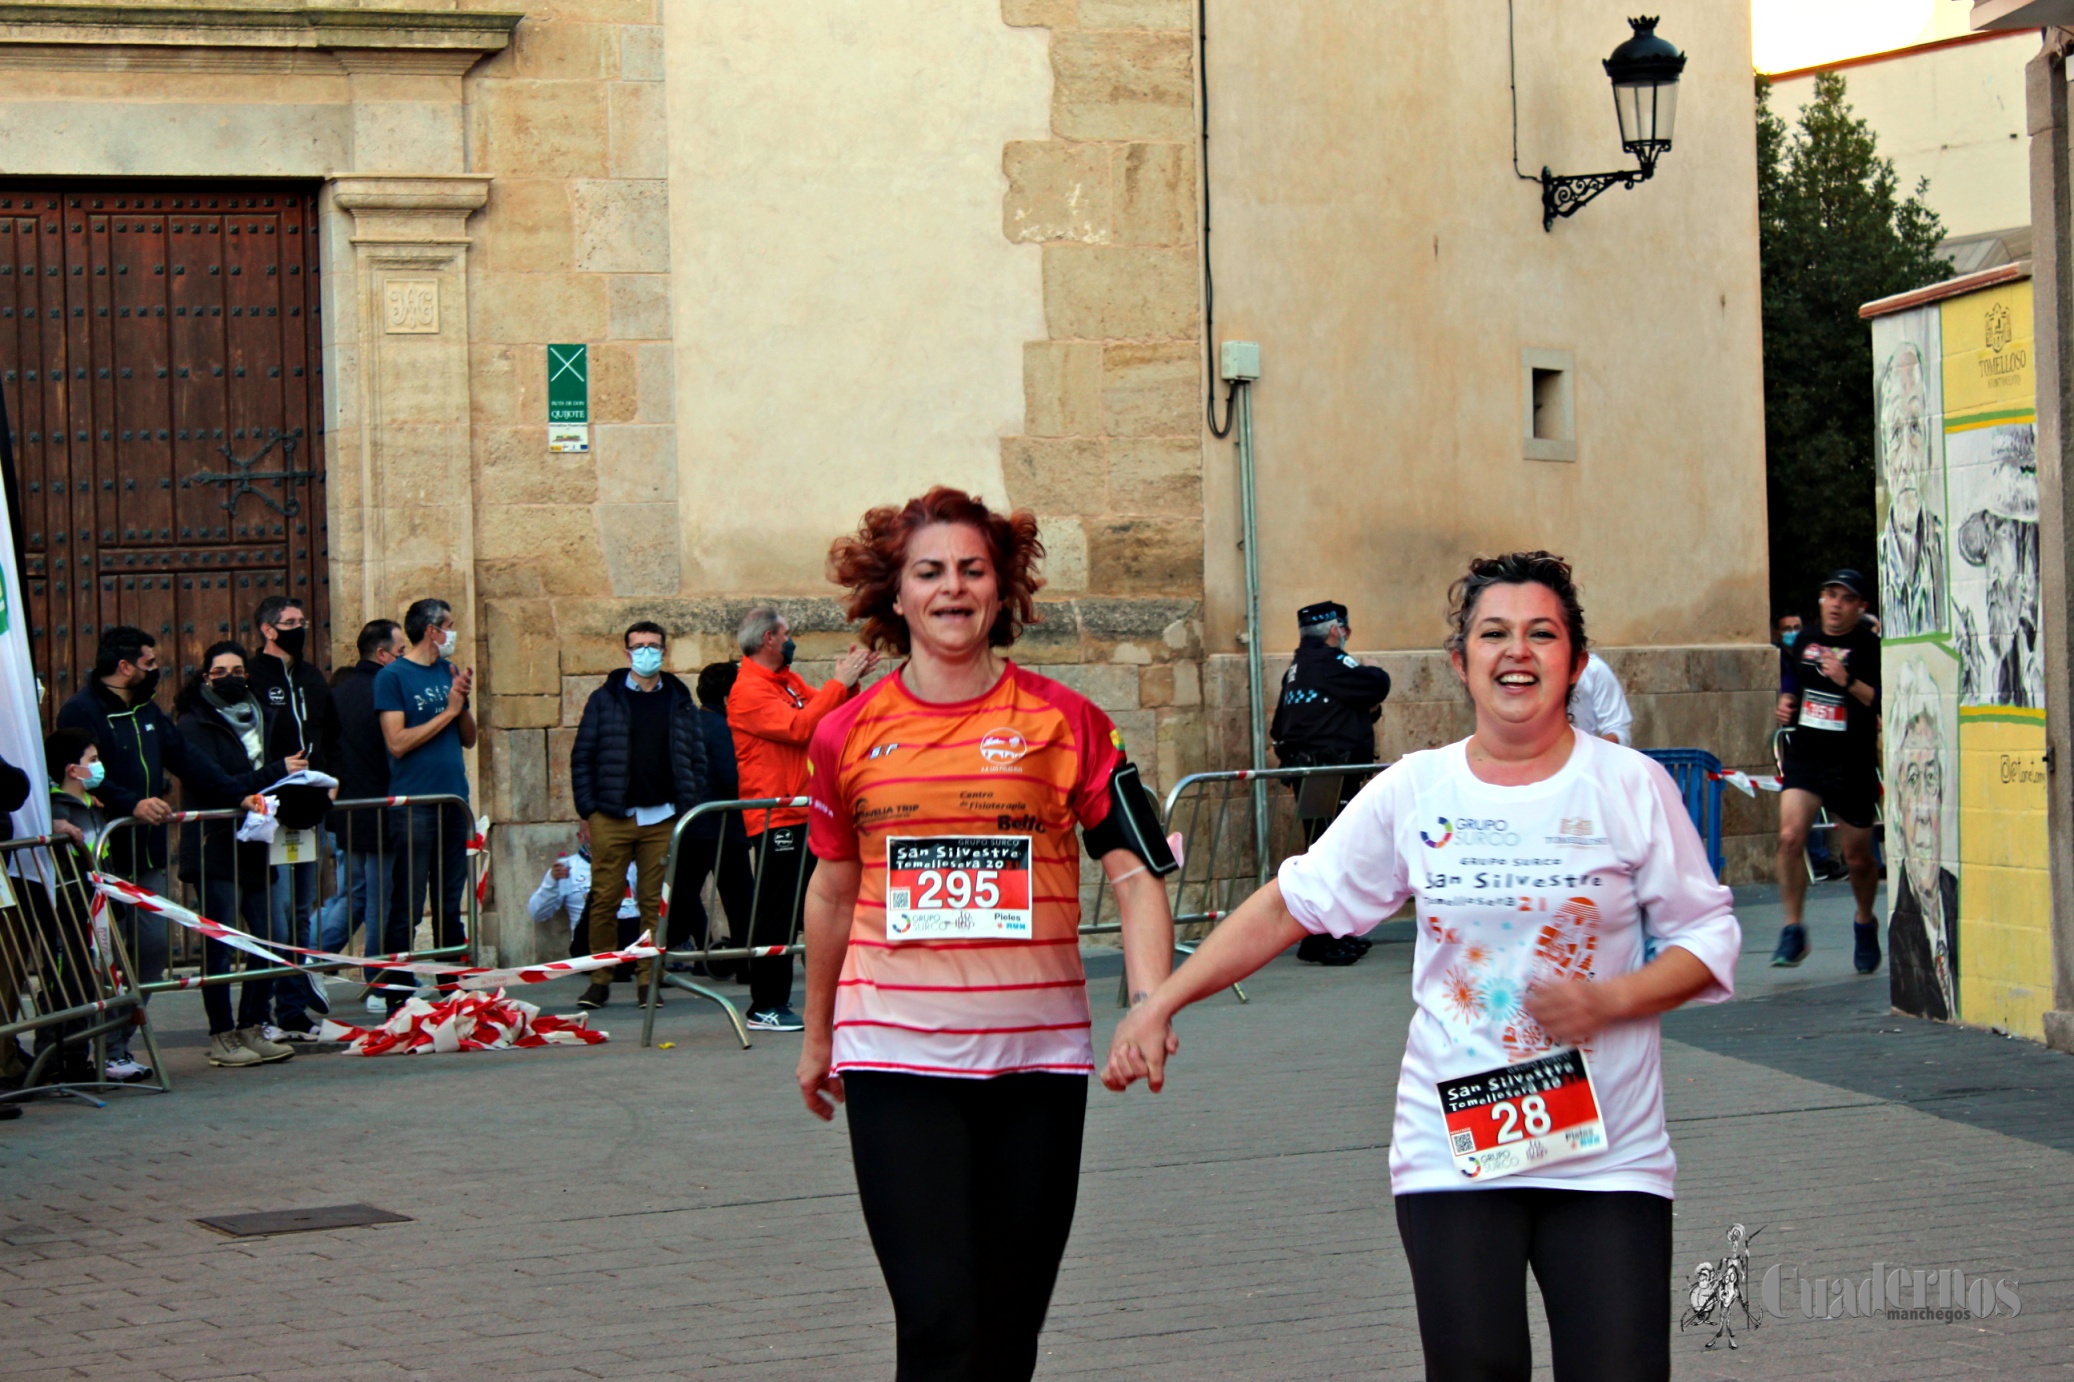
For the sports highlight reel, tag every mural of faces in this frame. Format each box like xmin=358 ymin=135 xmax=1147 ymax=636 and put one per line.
xmin=1873 ymin=320 xmax=1947 ymax=638
xmin=1950 ymin=423 xmax=2042 ymax=708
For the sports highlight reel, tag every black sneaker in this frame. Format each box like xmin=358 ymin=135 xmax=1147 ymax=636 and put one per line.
xmin=1295 ymin=934 xmax=1338 ymax=964
xmin=576 ymin=983 xmax=610 ymax=1010
xmin=1770 ymin=924 xmax=1810 ymax=968
xmin=1853 ymin=921 xmax=1882 ymax=975
xmin=745 ymin=1006 xmax=805 ymax=1032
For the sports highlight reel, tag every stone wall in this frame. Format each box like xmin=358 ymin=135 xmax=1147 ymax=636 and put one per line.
xmin=1000 ymin=0 xmax=1204 ymax=606
xmin=1203 ymin=645 xmax=1782 ymax=884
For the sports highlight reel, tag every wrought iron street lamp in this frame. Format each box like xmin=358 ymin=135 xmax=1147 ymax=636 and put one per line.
xmin=1540 ymin=16 xmax=1687 ymax=230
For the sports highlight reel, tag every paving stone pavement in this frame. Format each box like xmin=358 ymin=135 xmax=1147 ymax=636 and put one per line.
xmin=3 ymin=882 xmax=2070 ymax=1380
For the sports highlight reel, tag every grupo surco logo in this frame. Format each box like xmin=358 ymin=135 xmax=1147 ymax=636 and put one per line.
xmin=1450 ymin=816 xmax=1520 ymax=847
xmin=1419 ymin=818 xmax=1454 ymax=849
xmin=978 ymin=728 xmax=1028 ymax=766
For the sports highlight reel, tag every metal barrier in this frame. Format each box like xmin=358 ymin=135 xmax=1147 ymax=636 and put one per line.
xmin=1640 ymin=748 xmax=1727 ymax=879
xmin=639 ymin=797 xmax=813 ymax=1049
xmin=96 ymin=794 xmax=480 ymax=1007
xmin=0 ymin=833 xmax=165 ymax=1106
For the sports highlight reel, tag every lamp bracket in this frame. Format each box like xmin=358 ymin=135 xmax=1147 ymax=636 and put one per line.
xmin=1539 ymin=143 xmax=1666 ymax=231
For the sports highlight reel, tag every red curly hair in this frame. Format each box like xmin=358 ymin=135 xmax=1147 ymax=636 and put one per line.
xmin=827 ymin=487 xmax=1046 ymax=655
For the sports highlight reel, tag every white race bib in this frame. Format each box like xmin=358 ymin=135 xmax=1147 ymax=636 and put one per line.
xmin=1440 ymin=1047 xmax=1608 ymax=1181
xmin=884 ymin=836 xmax=1033 ymax=942
xmin=269 ymin=827 xmax=318 ymax=866
xmin=1799 ymin=689 xmax=1847 ymax=731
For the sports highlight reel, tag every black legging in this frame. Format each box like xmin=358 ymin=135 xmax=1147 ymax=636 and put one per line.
xmin=845 ymin=1071 xmax=1087 ymax=1382
xmin=1395 ymin=1187 xmax=1673 ymax=1382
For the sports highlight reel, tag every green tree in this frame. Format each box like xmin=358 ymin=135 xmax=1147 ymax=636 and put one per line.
xmin=1758 ymin=71 xmax=1947 ymax=614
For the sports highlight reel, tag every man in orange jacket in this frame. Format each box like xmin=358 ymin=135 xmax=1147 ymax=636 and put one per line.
xmin=729 ymin=605 xmax=878 ymax=1030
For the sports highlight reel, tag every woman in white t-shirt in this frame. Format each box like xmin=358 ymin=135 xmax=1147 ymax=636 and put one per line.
xmin=1106 ymin=551 xmax=1741 ymax=1381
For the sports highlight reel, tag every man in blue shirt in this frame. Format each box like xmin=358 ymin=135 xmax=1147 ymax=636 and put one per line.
xmin=372 ymin=597 xmax=476 ymax=1009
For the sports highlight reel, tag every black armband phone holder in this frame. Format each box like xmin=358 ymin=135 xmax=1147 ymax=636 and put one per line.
xmin=1081 ymin=760 xmax=1179 ymax=874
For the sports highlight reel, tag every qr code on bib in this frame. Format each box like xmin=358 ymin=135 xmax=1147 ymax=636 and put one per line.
xmin=1450 ymin=1130 xmax=1475 ymax=1156
xmin=888 ymin=888 xmax=911 ymax=909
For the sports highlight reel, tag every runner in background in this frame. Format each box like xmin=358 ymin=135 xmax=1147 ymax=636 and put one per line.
xmin=1106 ymin=551 xmax=1740 ymax=1382
xmin=798 ymin=486 xmax=1177 ymax=1381
xmin=1771 ymin=570 xmax=1883 ymax=972
xmin=1567 ymin=651 xmax=1633 ymax=746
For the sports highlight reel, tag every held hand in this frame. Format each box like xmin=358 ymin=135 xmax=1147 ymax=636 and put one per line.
xmin=550 ymin=860 xmax=571 ymax=881
xmin=1819 ymin=652 xmax=1850 ymax=687
xmin=1775 ymin=693 xmax=1795 ymax=726
xmin=52 ymin=819 xmax=85 ymax=845
xmin=449 ymin=666 xmax=475 ymax=709
xmin=1101 ymin=1004 xmax=1180 ymax=1093
xmin=134 ymin=797 xmax=173 ymax=826
xmin=797 ymin=1040 xmax=846 ymax=1121
xmin=285 ymin=753 xmax=309 ymax=775
xmin=240 ymin=794 xmax=268 ymax=815
xmin=1523 ymin=977 xmax=1621 ymax=1048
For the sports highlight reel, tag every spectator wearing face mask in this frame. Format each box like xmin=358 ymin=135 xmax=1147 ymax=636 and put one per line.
xmin=726 ymin=605 xmax=877 ymax=1031
xmin=249 ymin=594 xmax=341 ymax=1030
xmin=372 ymin=597 xmax=475 ymax=1013
xmin=568 ymin=621 xmax=708 ymax=1010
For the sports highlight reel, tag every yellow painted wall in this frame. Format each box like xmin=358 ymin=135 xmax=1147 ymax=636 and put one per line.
xmin=1941 ymin=278 xmax=2033 ymax=421
xmin=1957 ymin=710 xmax=2053 ymax=1036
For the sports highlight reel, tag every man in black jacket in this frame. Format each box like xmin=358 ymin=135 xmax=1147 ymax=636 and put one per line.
xmin=569 ymin=621 xmax=709 ymax=1008
xmin=316 ymin=619 xmax=407 ymax=996
xmin=1270 ymin=600 xmax=1392 ymax=966
xmin=249 ymin=595 xmax=341 ymax=1024
xmin=54 ymin=626 xmax=253 ymax=1063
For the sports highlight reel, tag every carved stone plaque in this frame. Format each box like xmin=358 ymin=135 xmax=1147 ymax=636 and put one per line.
xmin=383 ymin=278 xmax=440 ymax=334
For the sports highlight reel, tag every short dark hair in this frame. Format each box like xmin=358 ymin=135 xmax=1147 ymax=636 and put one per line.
xmin=1444 ymin=551 xmax=1588 ymax=670
xmin=93 ymin=626 xmax=156 ymax=678
xmin=625 ymin=620 xmax=667 ymax=648
xmin=357 ymin=618 xmax=402 ymax=661
xmin=696 ymin=660 xmax=740 ymax=710
xmin=44 ymin=727 xmax=95 ymax=776
xmin=404 ymin=598 xmax=452 ymax=646
xmin=254 ymin=595 xmax=303 ymax=632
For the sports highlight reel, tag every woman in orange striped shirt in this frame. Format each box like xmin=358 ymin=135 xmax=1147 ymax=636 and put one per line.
xmin=799 ymin=486 xmax=1178 ymax=1381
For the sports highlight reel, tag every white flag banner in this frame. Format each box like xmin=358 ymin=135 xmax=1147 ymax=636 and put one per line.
xmin=0 ymin=457 xmax=49 ymax=845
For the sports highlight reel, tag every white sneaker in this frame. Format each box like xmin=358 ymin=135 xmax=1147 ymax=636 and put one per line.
xmin=302 ymin=969 xmax=330 ymax=1016
xmin=365 ymin=994 xmax=387 ymax=1015
xmin=260 ymin=1023 xmax=290 ymax=1044
xmin=105 ymin=1057 xmax=153 ymax=1083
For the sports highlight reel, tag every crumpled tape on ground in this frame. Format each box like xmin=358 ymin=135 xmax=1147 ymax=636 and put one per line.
xmin=88 ymin=872 xmax=660 ymax=991
xmin=317 ymin=988 xmax=607 ymax=1056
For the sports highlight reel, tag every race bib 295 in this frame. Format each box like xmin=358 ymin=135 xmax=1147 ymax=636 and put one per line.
xmin=884 ymin=836 xmax=1033 ymax=942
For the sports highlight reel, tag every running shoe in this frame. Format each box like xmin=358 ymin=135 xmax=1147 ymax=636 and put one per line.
xmin=302 ymin=971 xmax=330 ymax=1017
xmin=746 ymin=1006 xmax=805 ymax=1032
xmin=1853 ymin=921 xmax=1882 ymax=975
xmin=364 ymin=994 xmax=387 ymax=1016
xmin=272 ymin=1016 xmax=323 ymax=1043
xmin=576 ymin=983 xmax=610 ymax=1010
xmin=1770 ymin=924 xmax=1810 ymax=968
xmin=104 ymin=1057 xmax=154 ymax=1083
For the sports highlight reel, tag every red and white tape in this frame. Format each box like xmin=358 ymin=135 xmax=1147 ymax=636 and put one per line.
xmin=318 ymin=989 xmax=606 ymax=1056
xmin=1708 ymin=770 xmax=1783 ymax=798
xmin=88 ymin=872 xmax=660 ymax=993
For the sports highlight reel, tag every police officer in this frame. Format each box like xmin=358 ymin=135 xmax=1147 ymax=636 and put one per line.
xmin=1270 ymin=601 xmax=1391 ymax=965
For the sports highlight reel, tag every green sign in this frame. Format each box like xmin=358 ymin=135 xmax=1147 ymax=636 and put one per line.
xmin=548 ymin=343 xmax=589 ymax=424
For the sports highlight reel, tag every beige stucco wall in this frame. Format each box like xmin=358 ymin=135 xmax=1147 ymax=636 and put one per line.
xmin=1200 ymin=0 xmax=1770 ymax=656
xmin=1768 ymin=32 xmax=2034 ymax=239
xmin=663 ymin=0 xmax=1051 ymax=593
